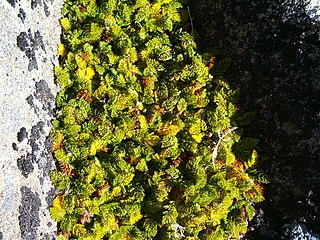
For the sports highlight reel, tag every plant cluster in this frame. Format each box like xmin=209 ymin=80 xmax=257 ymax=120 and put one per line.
xmin=50 ymin=0 xmax=265 ymax=239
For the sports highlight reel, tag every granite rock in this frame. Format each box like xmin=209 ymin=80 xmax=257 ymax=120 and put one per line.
xmin=0 ymin=0 xmax=62 ymax=239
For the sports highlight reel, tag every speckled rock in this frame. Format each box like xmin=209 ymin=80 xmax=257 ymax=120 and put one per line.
xmin=306 ymin=0 xmax=320 ymax=21
xmin=0 ymin=0 xmax=62 ymax=239
xmin=287 ymin=223 xmax=320 ymax=240
xmin=189 ymin=0 xmax=320 ymax=239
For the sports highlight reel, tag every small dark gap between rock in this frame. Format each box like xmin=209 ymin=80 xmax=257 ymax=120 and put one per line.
xmin=45 ymin=187 xmax=56 ymax=209
xmin=7 ymin=0 xmax=18 ymax=7
xmin=16 ymin=32 xmax=29 ymax=52
xmin=44 ymin=2 xmax=50 ymax=17
xmin=43 ymin=233 xmax=55 ymax=240
xmin=16 ymin=29 xmax=46 ymax=71
xmin=30 ymin=121 xmax=45 ymax=141
xmin=16 ymin=121 xmax=48 ymax=178
xmin=17 ymin=127 xmax=28 ymax=142
xmin=28 ymin=121 xmax=45 ymax=155
xmin=42 ymin=136 xmax=55 ymax=179
xmin=27 ymin=94 xmax=43 ymax=116
xmin=44 ymin=136 xmax=52 ymax=153
xmin=25 ymin=49 xmax=38 ymax=71
xmin=35 ymin=80 xmax=55 ymax=114
xmin=19 ymin=186 xmax=41 ymax=240
xmin=12 ymin=142 xmax=18 ymax=151
xmin=26 ymin=94 xmax=36 ymax=110
xmin=17 ymin=154 xmax=35 ymax=178
xmin=31 ymin=0 xmax=42 ymax=10
xmin=18 ymin=8 xmax=26 ymax=22
xmin=34 ymin=30 xmax=46 ymax=52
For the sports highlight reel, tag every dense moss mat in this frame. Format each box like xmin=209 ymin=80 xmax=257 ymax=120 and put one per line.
xmin=50 ymin=0 xmax=265 ymax=239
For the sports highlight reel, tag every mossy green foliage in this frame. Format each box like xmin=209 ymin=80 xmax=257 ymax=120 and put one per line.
xmin=50 ymin=0 xmax=265 ymax=239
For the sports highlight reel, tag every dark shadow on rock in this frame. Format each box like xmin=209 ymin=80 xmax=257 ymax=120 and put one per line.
xmin=189 ymin=0 xmax=320 ymax=239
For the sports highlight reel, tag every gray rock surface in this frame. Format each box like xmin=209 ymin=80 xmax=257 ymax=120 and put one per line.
xmin=0 ymin=0 xmax=62 ymax=239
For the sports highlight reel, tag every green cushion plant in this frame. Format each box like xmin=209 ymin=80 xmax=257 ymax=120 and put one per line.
xmin=50 ymin=0 xmax=265 ymax=239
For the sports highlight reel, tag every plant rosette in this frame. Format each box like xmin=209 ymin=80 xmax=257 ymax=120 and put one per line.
xmin=50 ymin=0 xmax=266 ymax=239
